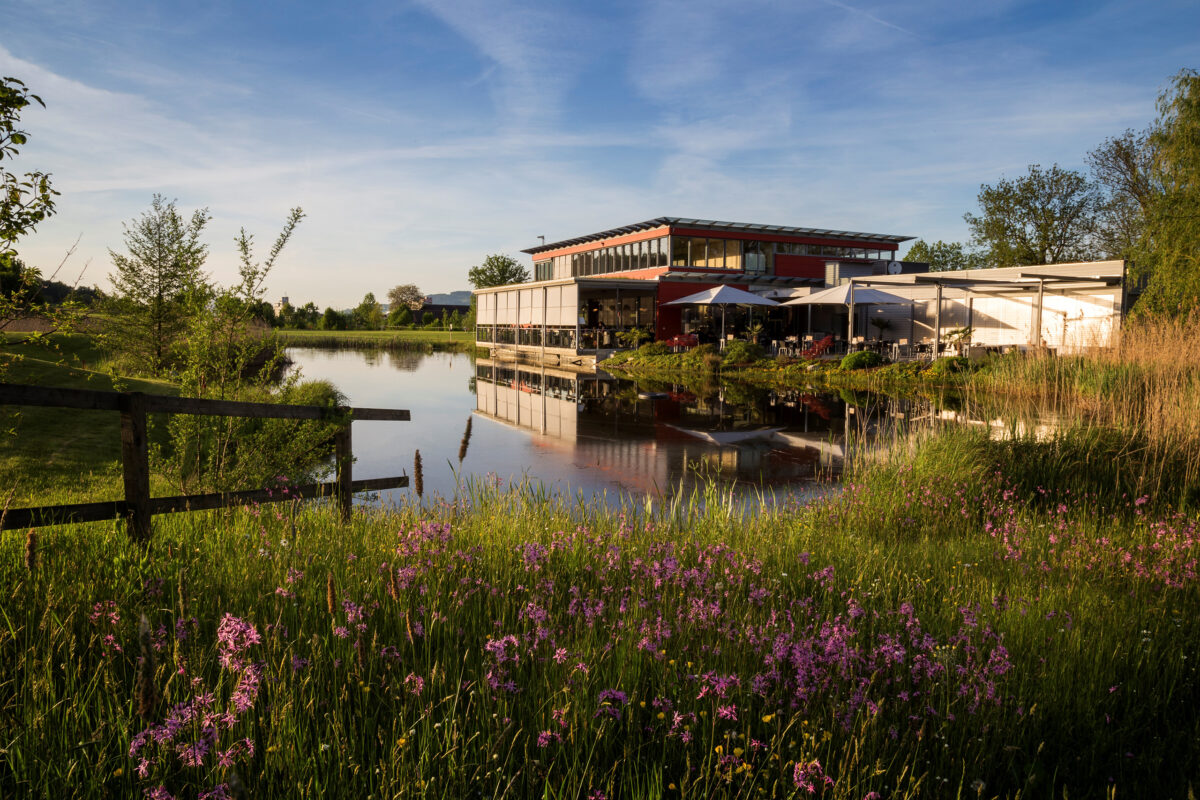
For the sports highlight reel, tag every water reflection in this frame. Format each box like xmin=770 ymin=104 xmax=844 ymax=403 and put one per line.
xmin=472 ymin=358 xmax=916 ymax=498
xmin=286 ymin=347 xmax=1058 ymax=505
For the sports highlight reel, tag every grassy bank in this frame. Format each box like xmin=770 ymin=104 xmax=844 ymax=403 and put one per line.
xmin=1 ymin=333 xmax=180 ymax=504
xmin=3 ymin=423 xmax=1199 ymax=799
xmin=277 ymin=329 xmax=475 ymax=352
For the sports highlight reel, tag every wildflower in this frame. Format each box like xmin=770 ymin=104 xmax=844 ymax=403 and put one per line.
xmin=537 ymin=730 xmax=561 ymax=747
xmin=144 ymin=788 xmax=176 ymax=800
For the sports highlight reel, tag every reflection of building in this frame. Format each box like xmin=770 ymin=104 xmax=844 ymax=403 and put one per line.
xmin=474 ymin=217 xmax=915 ymax=365
xmin=473 ymin=358 xmax=864 ymax=494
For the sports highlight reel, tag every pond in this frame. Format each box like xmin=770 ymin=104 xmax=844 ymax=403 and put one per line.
xmin=285 ymin=347 xmax=1015 ymax=506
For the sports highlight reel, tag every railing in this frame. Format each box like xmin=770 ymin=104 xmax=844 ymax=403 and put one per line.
xmin=0 ymin=383 xmax=410 ymax=540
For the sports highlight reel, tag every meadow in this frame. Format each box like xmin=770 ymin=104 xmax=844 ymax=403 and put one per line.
xmin=3 ymin=424 xmax=1198 ymax=799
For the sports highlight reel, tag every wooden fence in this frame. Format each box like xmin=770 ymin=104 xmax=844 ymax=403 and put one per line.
xmin=0 ymin=383 xmax=410 ymax=540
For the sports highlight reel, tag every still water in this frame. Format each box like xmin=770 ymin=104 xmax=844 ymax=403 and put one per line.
xmin=285 ymin=348 xmax=942 ymax=505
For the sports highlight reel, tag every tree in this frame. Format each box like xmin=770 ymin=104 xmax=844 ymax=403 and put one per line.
xmin=105 ymin=195 xmax=211 ymax=375
xmin=352 ymin=292 xmax=383 ymax=330
xmin=964 ymin=164 xmax=1101 ymax=267
xmin=1 ymin=77 xmax=58 ymax=261
xmin=1088 ymin=128 xmax=1157 ymax=260
xmin=164 ymin=207 xmax=317 ymax=492
xmin=387 ymin=283 xmax=424 ymax=310
xmin=448 ymin=309 xmax=463 ymax=330
xmin=1 ymin=76 xmax=84 ymax=361
xmin=1137 ymin=69 xmax=1200 ymax=316
xmin=468 ymin=253 xmax=529 ymax=288
xmin=388 ymin=305 xmax=413 ymax=327
xmin=321 ymin=307 xmax=347 ymax=330
xmin=901 ymin=239 xmax=986 ymax=272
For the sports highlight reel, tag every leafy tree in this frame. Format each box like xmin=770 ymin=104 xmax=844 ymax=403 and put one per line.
xmin=467 ymin=254 xmax=529 ymax=288
xmin=105 ymin=195 xmax=211 ymax=375
xmin=1088 ymin=128 xmax=1158 ymax=260
xmin=352 ymin=292 xmax=383 ymax=330
xmin=1137 ymin=69 xmax=1200 ymax=316
xmin=163 ymin=208 xmax=327 ymax=493
xmin=388 ymin=305 xmax=413 ymax=327
xmin=448 ymin=309 xmax=463 ymax=330
xmin=321 ymin=307 xmax=347 ymax=330
xmin=901 ymin=239 xmax=986 ymax=272
xmin=387 ymin=283 xmax=424 ymax=310
xmin=1 ymin=76 xmax=85 ymax=364
xmin=1 ymin=77 xmax=58 ymax=261
xmin=964 ymin=164 xmax=1101 ymax=267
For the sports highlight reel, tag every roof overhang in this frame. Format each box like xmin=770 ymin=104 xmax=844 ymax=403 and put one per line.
xmin=523 ymin=216 xmax=914 ymax=255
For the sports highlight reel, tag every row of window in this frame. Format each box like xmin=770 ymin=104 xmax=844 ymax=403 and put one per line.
xmin=477 ymin=365 xmax=581 ymax=401
xmin=533 ymin=236 xmax=895 ymax=281
xmin=477 ymin=326 xmax=580 ymax=349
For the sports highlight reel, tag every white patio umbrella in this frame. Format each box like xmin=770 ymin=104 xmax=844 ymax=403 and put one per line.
xmin=663 ymin=285 xmax=780 ymax=349
xmin=782 ymin=283 xmax=914 ymax=342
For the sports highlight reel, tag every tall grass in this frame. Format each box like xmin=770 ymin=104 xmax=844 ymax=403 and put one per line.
xmin=3 ymin=443 xmax=1199 ymax=798
xmin=970 ymin=317 xmax=1200 ymax=500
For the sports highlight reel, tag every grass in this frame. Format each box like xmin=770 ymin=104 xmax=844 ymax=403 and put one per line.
xmin=1 ymin=333 xmax=180 ymax=505
xmin=2 ymin=422 xmax=1199 ymax=798
xmin=277 ymin=329 xmax=475 ymax=351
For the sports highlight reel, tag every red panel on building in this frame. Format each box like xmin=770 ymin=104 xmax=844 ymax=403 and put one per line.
xmin=774 ymin=254 xmax=828 ymax=279
xmin=655 ymin=282 xmax=720 ymax=340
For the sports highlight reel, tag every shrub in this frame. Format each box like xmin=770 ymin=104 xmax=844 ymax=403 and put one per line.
xmin=926 ymin=355 xmax=971 ymax=379
xmin=637 ymin=341 xmax=671 ymax=357
xmin=721 ymin=340 xmax=766 ymax=365
xmin=840 ymin=350 xmax=884 ymax=370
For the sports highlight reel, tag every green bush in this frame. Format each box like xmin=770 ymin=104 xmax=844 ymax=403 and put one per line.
xmin=926 ymin=355 xmax=971 ymax=379
xmin=721 ymin=340 xmax=766 ymax=365
xmin=840 ymin=350 xmax=884 ymax=370
xmin=637 ymin=341 xmax=671 ymax=357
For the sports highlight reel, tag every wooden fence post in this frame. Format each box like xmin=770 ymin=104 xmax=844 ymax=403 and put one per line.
xmin=335 ymin=422 xmax=352 ymax=521
xmin=120 ymin=392 xmax=152 ymax=542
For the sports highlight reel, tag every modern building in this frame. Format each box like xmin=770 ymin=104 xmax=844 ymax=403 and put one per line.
xmin=474 ymin=216 xmax=1130 ymax=365
xmin=473 ymin=217 xmax=917 ymax=365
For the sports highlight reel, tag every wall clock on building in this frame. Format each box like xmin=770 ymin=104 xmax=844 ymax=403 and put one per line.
xmin=887 ymin=261 xmax=902 ymax=274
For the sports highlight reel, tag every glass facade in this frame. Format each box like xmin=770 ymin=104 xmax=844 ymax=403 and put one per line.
xmin=532 ymin=235 xmax=894 ymax=283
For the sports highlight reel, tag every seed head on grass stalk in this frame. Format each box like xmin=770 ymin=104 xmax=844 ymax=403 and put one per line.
xmin=24 ymin=528 xmax=36 ymax=573
xmin=459 ymin=417 xmax=473 ymax=463
xmin=414 ymin=449 xmax=424 ymax=499
xmin=326 ymin=572 xmax=337 ymax=617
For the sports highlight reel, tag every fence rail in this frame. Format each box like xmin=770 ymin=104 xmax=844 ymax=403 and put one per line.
xmin=0 ymin=383 xmax=410 ymax=539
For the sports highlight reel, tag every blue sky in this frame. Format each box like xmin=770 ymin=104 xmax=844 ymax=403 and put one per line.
xmin=2 ymin=0 xmax=1197 ymax=306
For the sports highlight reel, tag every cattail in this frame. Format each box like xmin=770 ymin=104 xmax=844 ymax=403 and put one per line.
xmin=413 ymin=450 xmax=424 ymax=499
xmin=24 ymin=529 xmax=36 ymax=573
xmin=136 ymin=615 xmax=158 ymax=720
xmin=458 ymin=417 xmax=473 ymax=463
xmin=326 ymin=573 xmax=337 ymax=617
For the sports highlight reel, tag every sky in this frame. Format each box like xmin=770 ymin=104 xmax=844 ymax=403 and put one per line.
xmin=2 ymin=0 xmax=1198 ymax=307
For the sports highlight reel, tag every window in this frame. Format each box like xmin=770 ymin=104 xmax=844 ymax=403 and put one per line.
xmin=672 ymin=236 xmax=688 ymax=266
xmin=724 ymin=238 xmax=742 ymax=270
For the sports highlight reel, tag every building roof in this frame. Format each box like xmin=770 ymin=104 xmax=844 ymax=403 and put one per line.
xmin=522 ymin=217 xmax=915 ymax=255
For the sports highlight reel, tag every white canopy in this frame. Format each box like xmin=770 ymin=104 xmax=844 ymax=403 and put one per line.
xmin=662 ymin=285 xmax=778 ymax=350
xmin=782 ymin=284 xmax=914 ymax=306
xmin=663 ymin=285 xmax=781 ymax=307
